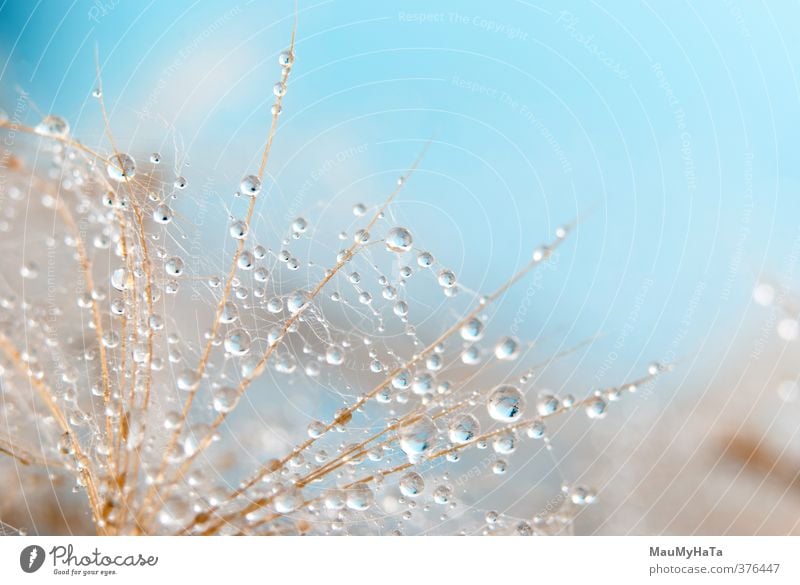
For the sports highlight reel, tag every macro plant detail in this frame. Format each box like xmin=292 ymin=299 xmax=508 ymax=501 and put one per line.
xmin=0 ymin=28 xmax=666 ymax=537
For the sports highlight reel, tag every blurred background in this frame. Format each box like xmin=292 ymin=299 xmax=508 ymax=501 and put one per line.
xmin=1 ymin=0 xmax=799 ymax=534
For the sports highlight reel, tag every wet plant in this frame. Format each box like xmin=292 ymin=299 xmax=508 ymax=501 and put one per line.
xmin=0 ymin=27 xmax=667 ymax=536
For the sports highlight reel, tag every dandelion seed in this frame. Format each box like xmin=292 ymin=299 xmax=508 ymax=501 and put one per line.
xmin=0 ymin=23 xmax=663 ymax=539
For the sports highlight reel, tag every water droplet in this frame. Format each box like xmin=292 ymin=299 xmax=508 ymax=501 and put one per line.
xmin=278 ymin=50 xmax=293 ymax=67
xmin=254 ymin=267 xmax=269 ymax=282
xmin=164 ymin=412 xmax=181 ymax=429
xmin=536 ymin=393 xmax=560 ymax=416
xmin=212 ymin=386 xmax=239 ymax=413
xmin=494 ymin=336 xmax=520 ymax=360
xmin=392 ymin=370 xmax=411 ymax=389
xmin=461 ymin=346 xmax=480 ymax=365
xmin=224 ymin=329 xmax=251 ymax=356
xmin=153 ymin=204 xmax=173 ymax=224
xmin=102 ymin=331 xmax=120 ymax=348
xmin=570 ymin=485 xmax=597 ymax=505
xmin=526 ymin=420 xmax=546 ymax=439
xmin=585 ymin=396 xmax=607 ymax=419
xmin=217 ymin=302 xmax=237 ymax=324
xmin=150 ymin=152 xmax=162 ymax=164
xmin=325 ymin=345 xmax=344 ymax=365
xmin=346 ymin=484 xmax=373 ymax=511
xmin=386 ymin=227 xmax=413 ymax=252
xmin=274 ymin=487 xmax=303 ymax=513
xmin=307 ymin=420 xmax=326 ymax=438
xmin=273 ymin=82 xmax=286 ymax=97
xmin=433 ymin=485 xmax=452 ymax=505
xmin=352 ymin=203 xmax=367 ymax=216
xmin=110 ymin=268 xmax=128 ymax=291
xmin=398 ymin=416 xmax=436 ymax=462
xmin=753 ymin=282 xmax=775 ymax=306
xmin=286 ymin=290 xmax=310 ymax=314
xmin=106 ymin=153 xmax=136 ymax=182
xmin=516 ymin=521 xmax=533 ymax=536
xmin=460 ymin=317 xmax=484 ymax=341
xmin=323 ymin=489 xmax=345 ymax=510
xmin=177 ymin=369 xmax=200 ymax=391
xmin=35 ymin=115 xmax=69 ymax=138
xmin=487 ymin=385 xmax=525 ymax=422
xmin=165 ymin=256 xmax=185 ymax=276
xmin=149 ymin=314 xmax=164 ymax=331
xmin=237 ymin=251 xmax=255 ymax=270
xmin=438 ymin=269 xmax=456 ymax=288
xmin=426 ymin=354 xmax=442 ymax=371
xmin=20 ymin=262 xmax=39 ymax=279
xmin=417 ymin=251 xmax=434 ymax=267
xmin=267 ymin=297 xmax=284 ymax=313
xmin=399 ymin=472 xmax=425 ymax=498
xmin=493 ymin=434 xmax=515 ymax=454
xmin=412 ymin=373 xmax=434 ymax=395
xmin=448 ymin=414 xmax=480 ymax=444
xmin=292 ymin=217 xmax=308 ymax=233
xmin=93 ymin=234 xmax=111 ymax=249
xmin=240 ymin=175 xmax=262 ymax=197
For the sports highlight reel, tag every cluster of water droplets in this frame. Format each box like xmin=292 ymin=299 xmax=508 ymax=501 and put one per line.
xmin=0 ymin=46 xmax=665 ymax=536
